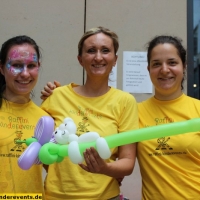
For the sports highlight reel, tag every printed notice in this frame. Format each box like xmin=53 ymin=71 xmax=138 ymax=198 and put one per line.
xmin=123 ymin=51 xmax=152 ymax=93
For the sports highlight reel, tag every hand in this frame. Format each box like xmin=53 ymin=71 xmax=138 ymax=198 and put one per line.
xmin=40 ymin=80 xmax=61 ymax=100
xmin=79 ymin=147 xmax=108 ymax=174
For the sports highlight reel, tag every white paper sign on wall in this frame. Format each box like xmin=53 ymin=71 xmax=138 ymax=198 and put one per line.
xmin=123 ymin=51 xmax=152 ymax=93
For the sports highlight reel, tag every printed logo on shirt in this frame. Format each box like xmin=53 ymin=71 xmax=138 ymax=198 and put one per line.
xmin=0 ymin=113 xmax=26 ymax=158
xmin=0 ymin=111 xmax=35 ymax=159
xmin=69 ymin=106 xmax=103 ymax=119
xmin=0 ymin=112 xmax=35 ymax=131
xmin=69 ymin=105 xmax=103 ymax=136
xmin=145 ymin=116 xmax=187 ymax=157
xmin=77 ymin=117 xmax=90 ymax=135
xmin=10 ymin=130 xmax=25 ymax=152
xmin=154 ymin=116 xmax=174 ymax=125
xmin=155 ymin=137 xmax=173 ymax=150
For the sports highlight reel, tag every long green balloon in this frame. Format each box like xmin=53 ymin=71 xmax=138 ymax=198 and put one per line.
xmin=57 ymin=118 xmax=200 ymax=157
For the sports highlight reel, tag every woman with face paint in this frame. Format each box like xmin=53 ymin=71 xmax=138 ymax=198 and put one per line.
xmin=0 ymin=36 xmax=48 ymax=195
xmin=137 ymin=36 xmax=200 ymax=199
xmin=40 ymin=27 xmax=138 ymax=200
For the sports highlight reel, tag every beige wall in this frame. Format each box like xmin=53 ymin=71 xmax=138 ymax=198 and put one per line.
xmin=0 ymin=1 xmax=187 ymax=199
xmin=0 ymin=0 xmax=85 ymax=105
xmin=86 ymin=0 xmax=187 ymax=103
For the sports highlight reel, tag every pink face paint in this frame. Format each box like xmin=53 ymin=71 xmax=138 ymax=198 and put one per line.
xmin=9 ymin=49 xmax=38 ymax=62
xmin=6 ymin=49 xmax=39 ymax=76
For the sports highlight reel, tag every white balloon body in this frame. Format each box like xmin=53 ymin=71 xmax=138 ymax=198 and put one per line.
xmin=68 ymin=141 xmax=84 ymax=164
xmin=68 ymin=132 xmax=111 ymax=164
xmin=68 ymin=134 xmax=79 ymax=142
xmin=78 ymin=132 xmax=100 ymax=143
xmin=53 ymin=118 xmax=111 ymax=164
xmin=96 ymin=137 xmax=111 ymax=159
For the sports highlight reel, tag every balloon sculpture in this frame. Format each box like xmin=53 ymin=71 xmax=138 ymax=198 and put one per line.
xmin=18 ymin=116 xmax=110 ymax=169
xmin=50 ymin=117 xmax=111 ymax=164
xmin=18 ymin=116 xmax=200 ymax=170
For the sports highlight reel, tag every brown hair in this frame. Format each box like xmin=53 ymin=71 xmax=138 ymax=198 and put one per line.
xmin=78 ymin=26 xmax=119 ymax=56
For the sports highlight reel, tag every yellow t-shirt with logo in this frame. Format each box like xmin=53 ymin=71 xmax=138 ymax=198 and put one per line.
xmin=137 ymin=94 xmax=200 ymax=200
xmin=41 ymin=83 xmax=138 ymax=200
xmin=0 ymin=99 xmax=48 ymax=197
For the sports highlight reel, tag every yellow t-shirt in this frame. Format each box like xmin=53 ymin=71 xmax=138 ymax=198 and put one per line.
xmin=41 ymin=83 xmax=138 ymax=200
xmin=0 ymin=99 xmax=48 ymax=198
xmin=137 ymin=94 xmax=200 ymax=200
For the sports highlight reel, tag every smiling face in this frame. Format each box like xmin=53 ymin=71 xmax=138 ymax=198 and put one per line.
xmin=0 ymin=44 xmax=40 ymax=102
xmin=148 ymin=43 xmax=185 ymax=100
xmin=77 ymin=33 xmax=117 ymax=80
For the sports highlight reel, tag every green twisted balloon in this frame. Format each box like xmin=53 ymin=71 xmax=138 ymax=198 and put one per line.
xmin=39 ymin=118 xmax=200 ymax=165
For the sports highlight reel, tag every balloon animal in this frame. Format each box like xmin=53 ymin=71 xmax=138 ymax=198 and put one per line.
xmin=51 ymin=117 xmax=111 ymax=164
xmin=18 ymin=116 xmax=200 ymax=169
xmin=38 ymin=117 xmax=200 ymax=165
xmin=18 ymin=116 xmax=111 ymax=169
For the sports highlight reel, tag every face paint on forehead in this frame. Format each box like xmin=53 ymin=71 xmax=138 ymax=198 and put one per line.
xmin=9 ymin=49 xmax=38 ymax=62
